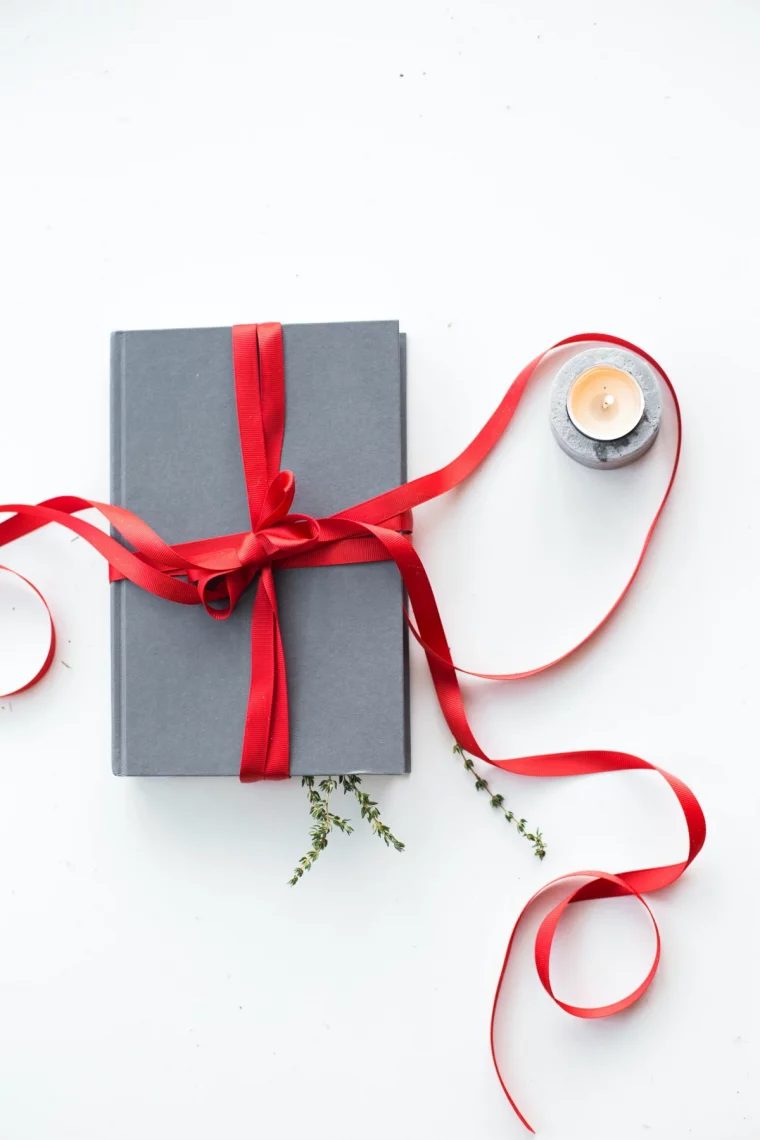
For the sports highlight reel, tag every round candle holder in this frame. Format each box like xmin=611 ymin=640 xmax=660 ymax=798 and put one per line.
xmin=550 ymin=346 xmax=662 ymax=469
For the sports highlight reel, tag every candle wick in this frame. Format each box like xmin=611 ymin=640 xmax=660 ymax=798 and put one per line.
xmin=601 ymin=394 xmax=615 ymax=411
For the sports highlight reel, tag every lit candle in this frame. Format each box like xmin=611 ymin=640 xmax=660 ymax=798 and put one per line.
xmin=566 ymin=365 xmax=645 ymax=441
xmin=549 ymin=348 xmax=662 ymax=469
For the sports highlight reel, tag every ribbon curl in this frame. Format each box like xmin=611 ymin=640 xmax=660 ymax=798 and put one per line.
xmin=0 ymin=325 xmax=705 ymax=1130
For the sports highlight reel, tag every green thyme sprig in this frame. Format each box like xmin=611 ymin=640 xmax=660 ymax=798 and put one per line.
xmin=453 ymin=743 xmax=546 ymax=860
xmin=289 ymin=774 xmax=404 ymax=886
xmin=338 ymin=774 xmax=405 ymax=852
xmin=288 ymin=777 xmax=353 ymax=885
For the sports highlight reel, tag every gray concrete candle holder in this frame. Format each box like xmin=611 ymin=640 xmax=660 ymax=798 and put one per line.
xmin=550 ymin=346 xmax=662 ymax=469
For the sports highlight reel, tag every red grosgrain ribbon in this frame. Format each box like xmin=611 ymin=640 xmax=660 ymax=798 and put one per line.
xmin=0 ymin=327 xmax=705 ymax=1129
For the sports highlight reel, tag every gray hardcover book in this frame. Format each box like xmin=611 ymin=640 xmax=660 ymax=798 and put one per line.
xmin=111 ymin=322 xmax=409 ymax=777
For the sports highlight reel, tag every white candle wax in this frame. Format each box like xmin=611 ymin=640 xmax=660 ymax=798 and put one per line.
xmin=566 ymin=365 xmax=645 ymax=441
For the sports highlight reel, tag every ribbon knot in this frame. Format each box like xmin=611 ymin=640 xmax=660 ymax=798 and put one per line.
xmin=235 ymin=471 xmax=322 ymax=573
xmin=256 ymin=468 xmax=296 ymax=527
xmin=235 ymin=530 xmax=267 ymax=571
xmin=234 ymin=471 xmax=320 ymax=574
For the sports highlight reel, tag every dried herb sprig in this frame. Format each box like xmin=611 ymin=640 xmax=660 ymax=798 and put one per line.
xmin=453 ymin=743 xmax=546 ymax=860
xmin=289 ymin=774 xmax=404 ymax=886
xmin=288 ymin=777 xmax=353 ymax=885
xmin=338 ymin=774 xmax=405 ymax=852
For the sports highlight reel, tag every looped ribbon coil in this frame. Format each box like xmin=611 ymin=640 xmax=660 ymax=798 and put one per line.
xmin=0 ymin=325 xmax=705 ymax=1131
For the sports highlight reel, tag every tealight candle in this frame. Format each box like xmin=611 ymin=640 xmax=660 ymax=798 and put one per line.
xmin=566 ymin=365 xmax=644 ymax=440
xmin=550 ymin=347 xmax=662 ymax=469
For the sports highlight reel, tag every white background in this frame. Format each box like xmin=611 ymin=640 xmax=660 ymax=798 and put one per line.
xmin=0 ymin=2 xmax=757 ymax=1137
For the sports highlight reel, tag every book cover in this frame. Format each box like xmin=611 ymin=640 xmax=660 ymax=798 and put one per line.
xmin=111 ymin=321 xmax=409 ymax=777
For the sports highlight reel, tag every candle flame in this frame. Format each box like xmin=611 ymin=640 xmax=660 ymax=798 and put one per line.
xmin=601 ymin=394 xmax=615 ymax=411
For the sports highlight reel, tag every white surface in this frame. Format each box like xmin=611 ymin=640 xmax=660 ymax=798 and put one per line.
xmin=0 ymin=2 xmax=757 ymax=1137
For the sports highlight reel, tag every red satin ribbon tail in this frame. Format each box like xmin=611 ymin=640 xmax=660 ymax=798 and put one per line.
xmin=342 ymin=519 xmax=704 ymax=1126
xmin=0 ymin=497 xmax=202 ymax=696
xmin=0 ymin=565 xmax=56 ymax=697
xmin=491 ymin=869 xmax=663 ymax=1134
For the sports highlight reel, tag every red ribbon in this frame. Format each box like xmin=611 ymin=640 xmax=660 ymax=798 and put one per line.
xmin=0 ymin=325 xmax=705 ymax=1131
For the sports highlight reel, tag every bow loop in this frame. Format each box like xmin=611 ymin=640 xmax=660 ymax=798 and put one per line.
xmin=196 ymin=564 xmax=255 ymax=619
xmin=257 ymin=469 xmax=296 ymax=529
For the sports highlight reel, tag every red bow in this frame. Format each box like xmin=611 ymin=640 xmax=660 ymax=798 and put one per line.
xmin=0 ymin=325 xmax=706 ymax=1131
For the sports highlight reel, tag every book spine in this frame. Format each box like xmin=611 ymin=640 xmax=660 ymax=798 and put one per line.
xmin=110 ymin=332 xmax=126 ymax=776
xmin=399 ymin=332 xmax=411 ymax=773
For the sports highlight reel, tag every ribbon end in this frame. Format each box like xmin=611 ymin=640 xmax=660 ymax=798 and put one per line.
xmin=514 ymin=1108 xmax=536 ymax=1134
